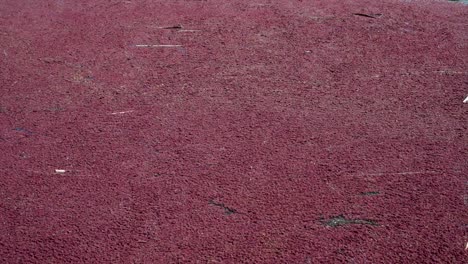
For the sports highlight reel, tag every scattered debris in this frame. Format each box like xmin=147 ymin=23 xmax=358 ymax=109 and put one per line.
xmin=209 ymin=199 xmax=238 ymax=215
xmin=177 ymin=29 xmax=201 ymax=32
xmin=361 ymin=171 xmax=437 ymax=176
xmin=353 ymin=13 xmax=382 ymax=19
xmin=433 ymin=70 xmax=466 ymax=75
xmin=55 ymin=169 xmax=66 ymax=174
xmin=135 ymin=44 xmax=182 ymax=48
xmin=13 ymin=127 xmax=33 ymax=135
xmin=320 ymin=215 xmax=379 ymax=227
xmin=153 ymin=24 xmax=199 ymax=32
xmin=161 ymin=25 xmax=183 ymax=30
xmin=110 ymin=110 xmax=134 ymax=115
xmin=250 ymin=3 xmax=272 ymax=7
xmin=360 ymin=191 xmax=380 ymax=196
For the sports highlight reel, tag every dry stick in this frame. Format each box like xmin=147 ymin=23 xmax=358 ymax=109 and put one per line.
xmin=433 ymin=70 xmax=466 ymax=75
xmin=135 ymin=44 xmax=182 ymax=48
xmin=353 ymin=13 xmax=382 ymax=19
xmin=153 ymin=25 xmax=200 ymax=32
xmin=361 ymin=171 xmax=437 ymax=176
xmin=110 ymin=110 xmax=134 ymax=115
xmin=161 ymin=25 xmax=183 ymax=29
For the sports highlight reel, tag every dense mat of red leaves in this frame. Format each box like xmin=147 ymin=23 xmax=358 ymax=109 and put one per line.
xmin=1 ymin=0 xmax=467 ymax=263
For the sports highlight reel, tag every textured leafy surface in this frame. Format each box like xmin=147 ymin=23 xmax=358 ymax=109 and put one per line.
xmin=0 ymin=0 xmax=467 ymax=263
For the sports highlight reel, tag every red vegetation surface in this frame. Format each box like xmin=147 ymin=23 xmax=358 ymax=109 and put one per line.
xmin=1 ymin=0 xmax=467 ymax=263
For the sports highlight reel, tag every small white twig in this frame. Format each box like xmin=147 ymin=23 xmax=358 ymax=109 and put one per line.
xmin=250 ymin=3 xmax=271 ymax=6
xmin=463 ymin=96 xmax=468 ymax=103
xmin=135 ymin=44 xmax=182 ymax=48
xmin=111 ymin=110 xmax=134 ymax=115
xmin=177 ymin=30 xmax=200 ymax=32
xmin=55 ymin=169 xmax=66 ymax=174
xmin=433 ymin=70 xmax=466 ymax=75
xmin=361 ymin=171 xmax=437 ymax=176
